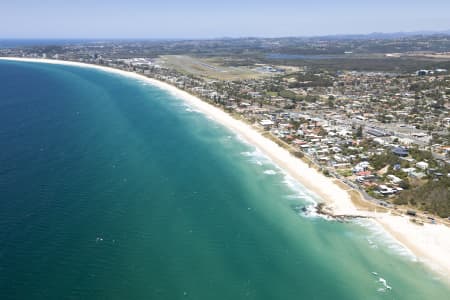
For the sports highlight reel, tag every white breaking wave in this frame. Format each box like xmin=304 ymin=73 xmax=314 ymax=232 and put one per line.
xmin=282 ymin=175 xmax=319 ymax=206
xmin=263 ymin=169 xmax=277 ymax=175
xmin=234 ymin=132 xmax=253 ymax=147
xmin=354 ymin=219 xmax=417 ymax=261
xmin=184 ymin=107 xmax=201 ymax=114
xmin=240 ymin=149 xmax=271 ymax=166
xmin=378 ymin=277 xmax=392 ymax=291
xmin=234 ymin=134 xmax=323 ymax=210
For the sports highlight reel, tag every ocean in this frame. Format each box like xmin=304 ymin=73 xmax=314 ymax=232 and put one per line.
xmin=0 ymin=60 xmax=448 ymax=299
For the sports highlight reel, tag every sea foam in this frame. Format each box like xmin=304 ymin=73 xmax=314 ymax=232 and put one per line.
xmin=240 ymin=149 xmax=271 ymax=166
xmin=354 ymin=219 xmax=417 ymax=261
xmin=263 ymin=169 xmax=277 ymax=175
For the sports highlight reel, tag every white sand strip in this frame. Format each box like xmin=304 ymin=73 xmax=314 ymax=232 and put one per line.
xmin=376 ymin=213 xmax=450 ymax=281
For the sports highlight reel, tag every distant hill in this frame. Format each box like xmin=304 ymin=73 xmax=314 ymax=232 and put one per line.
xmin=317 ymin=30 xmax=450 ymax=40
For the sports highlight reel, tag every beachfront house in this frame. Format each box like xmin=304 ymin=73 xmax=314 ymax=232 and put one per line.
xmin=260 ymin=119 xmax=275 ymax=130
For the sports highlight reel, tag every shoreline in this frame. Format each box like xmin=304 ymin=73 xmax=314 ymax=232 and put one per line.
xmin=2 ymin=57 xmax=449 ymax=281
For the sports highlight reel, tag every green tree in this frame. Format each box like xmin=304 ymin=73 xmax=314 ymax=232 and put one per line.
xmin=356 ymin=125 xmax=363 ymax=138
xmin=327 ymin=95 xmax=335 ymax=108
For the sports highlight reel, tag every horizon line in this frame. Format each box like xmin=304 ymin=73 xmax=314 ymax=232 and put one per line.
xmin=1 ymin=29 xmax=450 ymax=41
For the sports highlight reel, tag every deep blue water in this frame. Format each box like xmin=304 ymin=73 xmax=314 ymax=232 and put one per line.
xmin=0 ymin=39 xmax=94 ymax=48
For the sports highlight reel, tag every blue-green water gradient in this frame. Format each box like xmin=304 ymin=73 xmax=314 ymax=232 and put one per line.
xmin=0 ymin=61 xmax=448 ymax=299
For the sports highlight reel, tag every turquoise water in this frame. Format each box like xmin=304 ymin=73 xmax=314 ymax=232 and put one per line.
xmin=0 ymin=60 xmax=448 ymax=299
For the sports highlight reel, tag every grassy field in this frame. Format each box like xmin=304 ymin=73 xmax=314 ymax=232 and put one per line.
xmin=157 ymin=55 xmax=269 ymax=81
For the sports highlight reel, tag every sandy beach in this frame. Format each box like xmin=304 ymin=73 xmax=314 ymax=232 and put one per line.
xmin=2 ymin=57 xmax=449 ymax=281
xmin=377 ymin=213 xmax=450 ymax=280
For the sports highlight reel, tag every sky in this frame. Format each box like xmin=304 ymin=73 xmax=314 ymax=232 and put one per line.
xmin=2 ymin=0 xmax=450 ymax=39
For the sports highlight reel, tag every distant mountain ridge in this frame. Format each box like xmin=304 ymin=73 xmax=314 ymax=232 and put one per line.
xmin=1 ymin=30 xmax=450 ymax=45
xmin=317 ymin=30 xmax=450 ymax=40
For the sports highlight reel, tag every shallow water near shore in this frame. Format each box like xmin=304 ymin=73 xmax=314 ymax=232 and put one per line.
xmin=0 ymin=60 xmax=449 ymax=299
